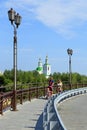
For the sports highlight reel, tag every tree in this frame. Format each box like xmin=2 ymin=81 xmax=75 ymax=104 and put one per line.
xmin=0 ymin=75 xmax=5 ymax=86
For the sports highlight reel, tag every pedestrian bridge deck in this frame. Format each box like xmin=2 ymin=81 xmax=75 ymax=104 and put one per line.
xmin=0 ymin=98 xmax=47 ymax=130
xmin=58 ymin=93 xmax=87 ymax=130
xmin=0 ymin=94 xmax=87 ymax=130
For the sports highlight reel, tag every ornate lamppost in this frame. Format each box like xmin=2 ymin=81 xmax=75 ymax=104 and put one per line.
xmin=8 ymin=8 xmax=22 ymax=111
xmin=67 ymin=48 xmax=73 ymax=89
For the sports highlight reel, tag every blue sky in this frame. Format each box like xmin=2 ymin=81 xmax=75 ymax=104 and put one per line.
xmin=0 ymin=0 xmax=87 ymax=75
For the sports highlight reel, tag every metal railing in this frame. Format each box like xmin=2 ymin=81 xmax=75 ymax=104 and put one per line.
xmin=43 ymin=87 xmax=87 ymax=130
xmin=0 ymin=85 xmax=47 ymax=115
xmin=0 ymin=83 xmax=87 ymax=115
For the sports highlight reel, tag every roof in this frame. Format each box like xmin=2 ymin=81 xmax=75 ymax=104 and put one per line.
xmin=36 ymin=67 xmax=43 ymax=71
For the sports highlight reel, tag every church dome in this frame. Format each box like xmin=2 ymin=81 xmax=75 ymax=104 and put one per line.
xmin=36 ymin=67 xmax=43 ymax=71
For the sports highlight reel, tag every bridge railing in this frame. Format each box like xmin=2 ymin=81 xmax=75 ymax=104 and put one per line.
xmin=0 ymin=85 xmax=47 ymax=115
xmin=0 ymin=83 xmax=87 ymax=115
xmin=43 ymin=87 xmax=87 ymax=130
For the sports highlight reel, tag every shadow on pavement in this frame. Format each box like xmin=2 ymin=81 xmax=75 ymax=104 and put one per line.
xmin=35 ymin=112 xmax=43 ymax=130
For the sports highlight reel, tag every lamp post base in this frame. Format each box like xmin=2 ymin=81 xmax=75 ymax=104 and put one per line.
xmin=11 ymin=90 xmax=17 ymax=111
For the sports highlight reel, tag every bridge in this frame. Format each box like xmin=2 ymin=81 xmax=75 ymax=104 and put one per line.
xmin=0 ymin=84 xmax=87 ymax=130
xmin=43 ymin=87 xmax=87 ymax=130
xmin=0 ymin=98 xmax=47 ymax=130
xmin=0 ymin=93 xmax=87 ymax=130
xmin=58 ymin=93 xmax=87 ymax=130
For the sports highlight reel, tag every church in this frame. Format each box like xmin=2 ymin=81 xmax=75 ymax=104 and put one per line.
xmin=36 ymin=56 xmax=51 ymax=78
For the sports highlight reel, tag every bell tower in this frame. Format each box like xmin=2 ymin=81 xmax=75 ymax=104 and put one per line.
xmin=43 ymin=56 xmax=51 ymax=78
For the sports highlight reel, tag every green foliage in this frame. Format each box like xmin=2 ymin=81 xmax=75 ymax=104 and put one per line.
xmin=1 ymin=69 xmax=87 ymax=89
xmin=2 ymin=69 xmax=46 ymax=86
xmin=72 ymin=73 xmax=81 ymax=83
xmin=4 ymin=69 xmax=14 ymax=81
xmin=0 ymin=75 xmax=5 ymax=86
xmin=52 ymin=72 xmax=87 ymax=84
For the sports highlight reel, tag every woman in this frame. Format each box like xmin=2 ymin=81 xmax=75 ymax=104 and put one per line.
xmin=46 ymin=77 xmax=54 ymax=99
xmin=57 ymin=80 xmax=63 ymax=93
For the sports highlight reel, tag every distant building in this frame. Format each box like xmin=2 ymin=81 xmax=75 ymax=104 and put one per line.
xmin=36 ymin=56 xmax=51 ymax=78
xmin=36 ymin=58 xmax=43 ymax=74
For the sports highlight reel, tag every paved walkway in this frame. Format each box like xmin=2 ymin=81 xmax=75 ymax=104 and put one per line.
xmin=0 ymin=98 xmax=47 ymax=130
xmin=58 ymin=93 xmax=87 ymax=130
xmin=0 ymin=94 xmax=87 ymax=130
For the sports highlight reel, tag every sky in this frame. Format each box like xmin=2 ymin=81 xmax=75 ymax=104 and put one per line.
xmin=0 ymin=0 xmax=87 ymax=75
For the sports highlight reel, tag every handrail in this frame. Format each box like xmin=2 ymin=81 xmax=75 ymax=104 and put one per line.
xmin=43 ymin=87 xmax=87 ymax=130
xmin=0 ymin=83 xmax=87 ymax=115
xmin=0 ymin=86 xmax=47 ymax=115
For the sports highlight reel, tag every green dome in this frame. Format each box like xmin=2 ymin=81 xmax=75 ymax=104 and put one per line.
xmin=36 ymin=67 xmax=43 ymax=71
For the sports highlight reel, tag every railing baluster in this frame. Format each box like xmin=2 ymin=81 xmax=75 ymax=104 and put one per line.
xmin=0 ymin=93 xmax=3 ymax=115
xmin=20 ymin=86 xmax=23 ymax=104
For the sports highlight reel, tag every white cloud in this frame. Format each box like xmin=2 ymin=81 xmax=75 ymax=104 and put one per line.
xmin=34 ymin=0 xmax=87 ymax=37
xmin=5 ymin=0 xmax=87 ymax=37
